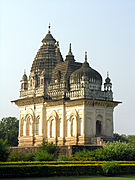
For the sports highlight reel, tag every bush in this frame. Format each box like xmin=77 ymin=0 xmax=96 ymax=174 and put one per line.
xmin=101 ymin=162 xmax=120 ymax=176
xmin=59 ymin=155 xmax=73 ymax=161
xmin=24 ymin=153 xmax=35 ymax=161
xmin=34 ymin=151 xmax=55 ymax=161
xmin=91 ymin=141 xmax=135 ymax=161
xmin=74 ymin=149 xmax=95 ymax=161
xmin=39 ymin=141 xmax=58 ymax=155
xmin=32 ymin=141 xmax=59 ymax=161
xmin=8 ymin=152 xmax=25 ymax=162
xmin=0 ymin=164 xmax=100 ymax=178
xmin=8 ymin=152 xmax=35 ymax=162
xmin=0 ymin=161 xmax=135 ymax=177
xmin=0 ymin=139 xmax=9 ymax=162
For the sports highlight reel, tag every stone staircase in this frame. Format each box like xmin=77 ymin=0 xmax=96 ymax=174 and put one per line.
xmin=91 ymin=136 xmax=113 ymax=146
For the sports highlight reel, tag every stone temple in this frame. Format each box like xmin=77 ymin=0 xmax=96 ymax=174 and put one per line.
xmin=12 ymin=25 xmax=120 ymax=147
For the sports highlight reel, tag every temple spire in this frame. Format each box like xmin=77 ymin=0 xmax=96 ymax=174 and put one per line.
xmin=48 ymin=23 xmax=51 ymax=33
xmin=68 ymin=43 xmax=72 ymax=55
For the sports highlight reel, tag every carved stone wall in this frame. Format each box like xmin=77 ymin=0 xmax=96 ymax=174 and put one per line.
xmin=18 ymin=99 xmax=116 ymax=147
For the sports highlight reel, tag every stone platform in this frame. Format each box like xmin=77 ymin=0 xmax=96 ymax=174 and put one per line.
xmin=10 ymin=145 xmax=102 ymax=157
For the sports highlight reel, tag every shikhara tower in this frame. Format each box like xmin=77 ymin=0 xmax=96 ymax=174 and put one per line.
xmin=12 ymin=25 xmax=120 ymax=146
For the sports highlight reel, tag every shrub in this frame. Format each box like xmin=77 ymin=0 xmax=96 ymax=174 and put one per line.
xmin=33 ymin=141 xmax=58 ymax=161
xmin=59 ymin=155 xmax=73 ymax=161
xmin=101 ymin=162 xmax=120 ymax=176
xmin=91 ymin=141 xmax=135 ymax=161
xmin=0 ymin=164 xmax=100 ymax=178
xmin=8 ymin=152 xmax=25 ymax=162
xmin=24 ymin=153 xmax=35 ymax=161
xmin=74 ymin=149 xmax=95 ymax=161
xmin=0 ymin=139 xmax=9 ymax=162
xmin=34 ymin=151 xmax=55 ymax=161
xmin=39 ymin=141 xmax=58 ymax=155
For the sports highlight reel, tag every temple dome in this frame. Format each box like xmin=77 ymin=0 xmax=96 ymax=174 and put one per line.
xmin=70 ymin=53 xmax=102 ymax=84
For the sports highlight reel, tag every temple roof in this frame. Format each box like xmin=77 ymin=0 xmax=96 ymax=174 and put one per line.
xmin=70 ymin=52 xmax=102 ymax=84
xmin=30 ymin=26 xmax=63 ymax=75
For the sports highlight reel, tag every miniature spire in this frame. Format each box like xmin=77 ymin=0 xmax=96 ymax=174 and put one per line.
xmin=22 ymin=69 xmax=27 ymax=81
xmin=68 ymin=43 xmax=72 ymax=55
xmin=85 ymin=51 xmax=87 ymax=62
xmin=48 ymin=23 xmax=51 ymax=33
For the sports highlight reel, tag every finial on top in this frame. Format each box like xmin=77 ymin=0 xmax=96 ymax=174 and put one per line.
xmin=107 ymin=71 xmax=109 ymax=78
xmin=24 ymin=69 xmax=26 ymax=74
xmin=56 ymin=41 xmax=59 ymax=47
xmin=68 ymin=43 xmax=72 ymax=55
xmin=85 ymin=51 xmax=87 ymax=62
xmin=48 ymin=23 xmax=51 ymax=33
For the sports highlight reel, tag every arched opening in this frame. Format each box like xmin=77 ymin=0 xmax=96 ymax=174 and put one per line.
xmin=66 ymin=115 xmax=77 ymax=137
xmin=50 ymin=119 xmax=55 ymax=138
xmin=35 ymin=116 xmax=39 ymax=135
xmin=96 ymin=120 xmax=102 ymax=136
xmin=47 ymin=111 xmax=59 ymax=139
xmin=26 ymin=116 xmax=30 ymax=136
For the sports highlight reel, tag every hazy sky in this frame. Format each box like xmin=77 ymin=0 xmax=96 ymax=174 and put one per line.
xmin=0 ymin=0 xmax=135 ymax=135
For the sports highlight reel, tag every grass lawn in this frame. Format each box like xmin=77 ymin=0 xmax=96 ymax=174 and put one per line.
xmin=1 ymin=176 xmax=135 ymax=180
xmin=34 ymin=176 xmax=135 ymax=180
xmin=39 ymin=176 xmax=135 ymax=180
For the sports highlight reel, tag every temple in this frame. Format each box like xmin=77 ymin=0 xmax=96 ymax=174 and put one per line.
xmin=12 ymin=25 xmax=120 ymax=146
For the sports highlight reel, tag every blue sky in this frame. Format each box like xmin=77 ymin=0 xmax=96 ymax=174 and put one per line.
xmin=0 ymin=0 xmax=135 ymax=135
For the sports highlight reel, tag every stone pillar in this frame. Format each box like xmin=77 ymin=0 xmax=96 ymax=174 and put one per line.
xmin=62 ymin=100 xmax=65 ymax=145
xmin=42 ymin=103 xmax=46 ymax=140
xmin=75 ymin=116 xmax=78 ymax=144
xmin=55 ymin=115 xmax=57 ymax=145
xmin=19 ymin=114 xmax=21 ymax=138
xmin=32 ymin=104 xmax=36 ymax=146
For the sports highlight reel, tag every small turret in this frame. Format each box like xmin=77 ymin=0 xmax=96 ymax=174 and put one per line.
xmin=21 ymin=71 xmax=28 ymax=90
xmin=104 ymin=72 xmax=112 ymax=91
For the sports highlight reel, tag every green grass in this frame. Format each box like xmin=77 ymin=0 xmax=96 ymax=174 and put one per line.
xmin=1 ymin=175 xmax=135 ymax=180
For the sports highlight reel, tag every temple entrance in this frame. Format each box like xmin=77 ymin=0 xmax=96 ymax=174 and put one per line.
xmin=96 ymin=120 xmax=102 ymax=136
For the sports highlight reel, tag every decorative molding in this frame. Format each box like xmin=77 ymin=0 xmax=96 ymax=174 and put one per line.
xmin=11 ymin=96 xmax=44 ymax=106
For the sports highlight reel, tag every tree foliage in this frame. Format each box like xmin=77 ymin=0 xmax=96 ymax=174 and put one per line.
xmin=113 ymin=133 xmax=129 ymax=143
xmin=0 ymin=117 xmax=19 ymax=146
xmin=113 ymin=133 xmax=135 ymax=147
xmin=0 ymin=139 xmax=9 ymax=161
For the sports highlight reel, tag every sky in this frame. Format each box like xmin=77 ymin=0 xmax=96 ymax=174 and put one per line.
xmin=0 ymin=0 xmax=135 ymax=135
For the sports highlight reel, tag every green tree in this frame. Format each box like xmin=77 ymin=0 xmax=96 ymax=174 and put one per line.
xmin=0 ymin=139 xmax=9 ymax=161
xmin=113 ymin=133 xmax=129 ymax=143
xmin=0 ymin=117 xmax=19 ymax=146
